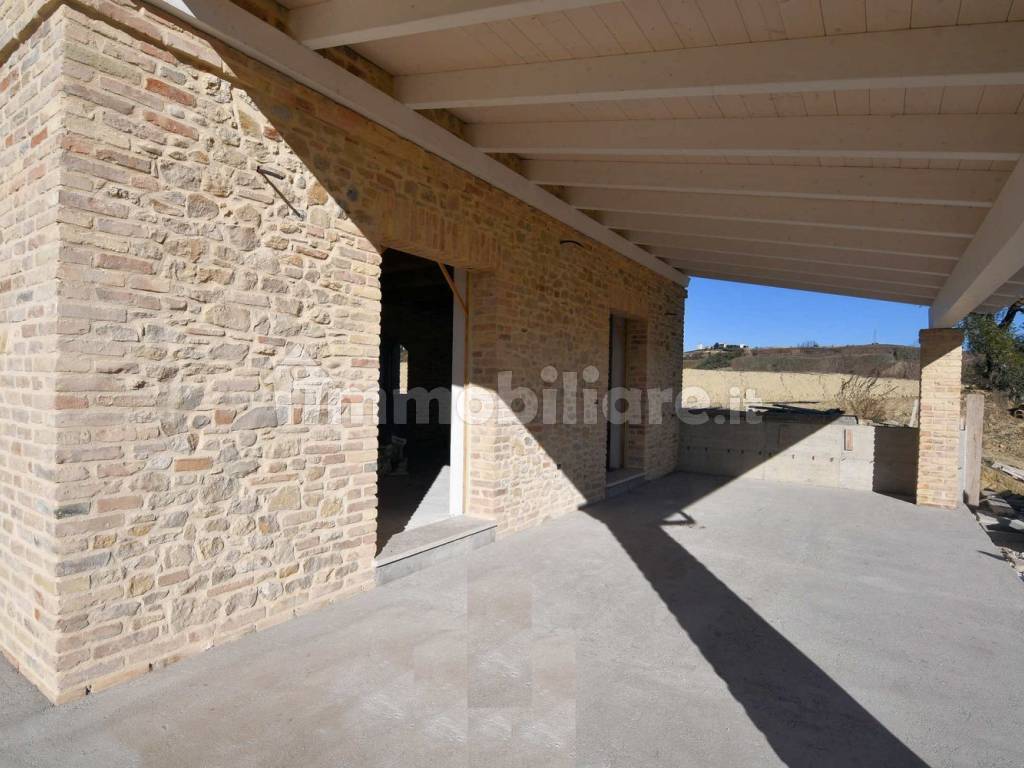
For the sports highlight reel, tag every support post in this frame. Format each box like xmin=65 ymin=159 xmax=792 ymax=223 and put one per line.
xmin=963 ymin=393 xmax=985 ymax=507
xmin=916 ymin=328 xmax=964 ymax=508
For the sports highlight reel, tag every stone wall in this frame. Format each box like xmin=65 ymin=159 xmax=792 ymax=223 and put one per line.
xmin=1 ymin=0 xmax=685 ymax=701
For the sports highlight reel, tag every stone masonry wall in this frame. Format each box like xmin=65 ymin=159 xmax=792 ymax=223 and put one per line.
xmin=916 ymin=328 xmax=964 ymax=508
xmin=0 ymin=9 xmax=64 ymax=701
xmin=1 ymin=0 xmax=685 ymax=702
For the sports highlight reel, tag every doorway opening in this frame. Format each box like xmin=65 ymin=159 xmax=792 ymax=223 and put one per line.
xmin=606 ymin=314 xmax=647 ymax=496
xmin=376 ymin=249 xmax=463 ymax=554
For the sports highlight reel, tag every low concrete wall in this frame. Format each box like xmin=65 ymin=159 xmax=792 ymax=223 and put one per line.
xmin=678 ymin=416 xmax=920 ymax=496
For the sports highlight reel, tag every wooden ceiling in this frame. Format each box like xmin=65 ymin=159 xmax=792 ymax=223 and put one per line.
xmin=272 ymin=0 xmax=1024 ymax=319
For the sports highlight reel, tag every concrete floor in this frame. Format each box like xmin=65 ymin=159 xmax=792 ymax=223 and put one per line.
xmin=2 ymin=473 xmax=1022 ymax=767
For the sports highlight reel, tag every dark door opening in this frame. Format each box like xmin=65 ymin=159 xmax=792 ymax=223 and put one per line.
xmin=377 ymin=250 xmax=455 ymax=553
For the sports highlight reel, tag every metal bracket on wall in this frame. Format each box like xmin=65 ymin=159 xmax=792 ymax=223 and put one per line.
xmin=257 ymin=166 xmax=305 ymax=220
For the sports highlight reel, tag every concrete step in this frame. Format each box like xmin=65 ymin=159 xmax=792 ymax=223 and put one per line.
xmin=605 ymin=468 xmax=646 ymax=499
xmin=375 ymin=516 xmax=496 ymax=585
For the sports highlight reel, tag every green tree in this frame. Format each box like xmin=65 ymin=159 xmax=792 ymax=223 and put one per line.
xmin=697 ymin=350 xmax=742 ymax=370
xmin=960 ymin=299 xmax=1024 ymax=403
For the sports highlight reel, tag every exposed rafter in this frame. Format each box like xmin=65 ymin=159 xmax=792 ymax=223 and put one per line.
xmin=467 ymin=115 xmax=1024 ymax=160
xmin=649 ymin=248 xmax=946 ymax=290
xmin=666 ymin=265 xmax=933 ymax=306
xmin=627 ymin=234 xmax=956 ymax=276
xmin=290 ymin=0 xmax=616 ymax=50
xmin=524 ymin=161 xmax=1006 ymax=207
xmin=146 ymin=0 xmax=686 ymax=287
xmin=931 ymin=161 xmax=1024 ymax=326
xmin=397 ymin=22 xmax=1024 ymax=109
xmin=594 ymin=212 xmax=970 ymax=258
xmin=566 ymin=188 xmax=986 ymax=235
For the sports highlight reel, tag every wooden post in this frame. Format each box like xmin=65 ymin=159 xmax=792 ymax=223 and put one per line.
xmin=963 ymin=393 xmax=985 ymax=507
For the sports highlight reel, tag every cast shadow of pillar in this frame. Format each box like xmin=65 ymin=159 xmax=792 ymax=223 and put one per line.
xmin=582 ymin=477 xmax=930 ymax=768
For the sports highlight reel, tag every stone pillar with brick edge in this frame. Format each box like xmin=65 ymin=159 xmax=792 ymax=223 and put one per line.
xmin=916 ymin=328 xmax=964 ymax=509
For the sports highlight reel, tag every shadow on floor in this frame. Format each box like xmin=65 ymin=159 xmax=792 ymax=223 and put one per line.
xmin=583 ymin=477 xmax=929 ymax=768
xmin=376 ymin=464 xmax=450 ymax=554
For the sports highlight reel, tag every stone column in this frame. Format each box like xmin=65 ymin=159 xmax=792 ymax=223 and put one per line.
xmin=916 ymin=328 xmax=964 ymax=508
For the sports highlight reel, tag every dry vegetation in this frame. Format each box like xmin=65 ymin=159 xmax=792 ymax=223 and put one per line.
xmin=834 ymin=375 xmax=902 ymax=424
xmin=685 ymin=343 xmax=921 ymax=379
xmin=980 ymin=389 xmax=1024 ymax=495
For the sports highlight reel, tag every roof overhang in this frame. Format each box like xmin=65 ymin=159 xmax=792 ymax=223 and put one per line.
xmin=149 ymin=0 xmax=1024 ymax=323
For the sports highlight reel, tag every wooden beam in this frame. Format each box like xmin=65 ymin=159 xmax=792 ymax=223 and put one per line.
xmin=596 ymin=212 xmax=969 ymax=258
xmin=668 ymin=261 xmax=937 ymax=300
xmin=524 ymin=161 xmax=1006 ymax=207
xmin=676 ymin=267 xmax=931 ymax=306
xmin=397 ymin=22 xmax=1024 ymax=108
xmin=437 ymin=261 xmax=468 ymax=316
xmin=931 ymin=160 xmax=1024 ymax=326
xmin=145 ymin=0 xmax=686 ymax=287
xmin=649 ymin=248 xmax=947 ymax=290
xmin=964 ymin=393 xmax=985 ymax=507
xmin=566 ymin=188 xmax=986 ymax=235
xmin=291 ymin=0 xmax=616 ymax=49
xmin=467 ymin=115 xmax=1024 ymax=160
xmin=628 ymin=234 xmax=955 ymax=276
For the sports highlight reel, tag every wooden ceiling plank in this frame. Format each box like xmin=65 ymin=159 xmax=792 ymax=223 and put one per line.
xmin=564 ymin=186 xmax=986 ymax=234
xmin=466 ymin=114 xmax=1024 ymax=161
xmin=627 ymin=232 xmax=957 ymax=274
xmin=595 ymin=210 xmax=970 ymax=255
xmin=911 ymin=0 xmax=962 ymax=28
xmin=397 ymin=22 xmax=1024 ymax=109
xmin=292 ymin=0 xmax=620 ymax=49
xmin=958 ymin=0 xmax=1013 ymax=24
xmin=821 ymin=0 xmax=868 ymax=34
xmin=651 ymin=247 xmax=949 ymax=287
xmin=524 ymin=159 xmax=1008 ymax=204
xmin=866 ymin=0 xmax=912 ymax=30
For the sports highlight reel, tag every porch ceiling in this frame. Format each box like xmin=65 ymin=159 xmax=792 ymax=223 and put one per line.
xmin=179 ymin=0 xmax=1024 ymax=323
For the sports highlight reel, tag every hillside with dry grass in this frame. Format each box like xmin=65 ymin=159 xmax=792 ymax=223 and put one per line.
xmin=684 ymin=343 xmax=921 ymax=379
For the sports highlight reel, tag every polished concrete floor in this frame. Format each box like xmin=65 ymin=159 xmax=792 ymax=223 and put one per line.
xmin=2 ymin=473 xmax=1022 ymax=767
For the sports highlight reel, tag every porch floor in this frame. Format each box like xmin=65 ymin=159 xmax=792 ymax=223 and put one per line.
xmin=2 ymin=473 xmax=1022 ymax=767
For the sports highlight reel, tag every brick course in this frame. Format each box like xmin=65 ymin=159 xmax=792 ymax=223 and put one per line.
xmin=0 ymin=7 xmax=64 ymax=701
xmin=1 ymin=0 xmax=685 ymax=702
xmin=916 ymin=328 xmax=964 ymax=509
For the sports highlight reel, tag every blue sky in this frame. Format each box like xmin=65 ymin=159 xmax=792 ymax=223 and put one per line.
xmin=683 ymin=277 xmax=930 ymax=350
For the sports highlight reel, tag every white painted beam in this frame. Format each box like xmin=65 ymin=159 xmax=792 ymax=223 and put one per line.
xmin=398 ymin=22 xmax=1024 ymax=108
xmin=930 ymin=161 xmax=1024 ymax=326
xmin=291 ymin=0 xmax=616 ymax=49
xmin=628 ymin=234 xmax=955 ymax=276
xmin=567 ymin=188 xmax=986 ymax=236
xmin=144 ymin=0 xmax=685 ymax=287
xmin=650 ymin=248 xmax=947 ymax=290
xmin=596 ymin=212 xmax=970 ymax=258
xmin=672 ymin=264 xmax=932 ymax=306
xmin=525 ymin=160 xmax=1006 ymax=207
xmin=466 ymin=115 xmax=1024 ymax=161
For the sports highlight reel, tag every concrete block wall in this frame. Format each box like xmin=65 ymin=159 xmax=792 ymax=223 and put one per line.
xmin=678 ymin=418 xmax=920 ymax=497
xmin=0 ymin=0 xmax=685 ymax=702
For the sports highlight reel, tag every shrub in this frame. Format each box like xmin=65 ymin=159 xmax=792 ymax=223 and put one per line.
xmin=697 ymin=350 xmax=742 ymax=369
xmin=835 ymin=374 xmax=899 ymax=423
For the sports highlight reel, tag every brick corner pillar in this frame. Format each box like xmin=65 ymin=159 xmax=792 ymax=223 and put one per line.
xmin=916 ymin=327 xmax=964 ymax=509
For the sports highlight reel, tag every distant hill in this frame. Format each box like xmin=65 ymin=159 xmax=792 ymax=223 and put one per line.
xmin=683 ymin=343 xmax=920 ymax=379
